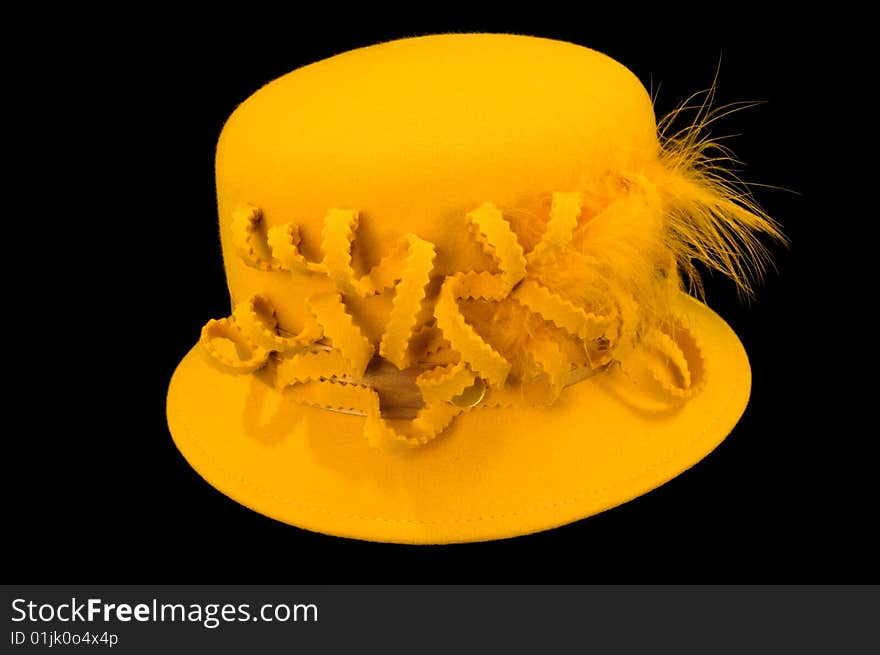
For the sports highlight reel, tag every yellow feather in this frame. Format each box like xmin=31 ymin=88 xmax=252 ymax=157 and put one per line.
xmin=654 ymin=83 xmax=787 ymax=298
xmin=464 ymin=81 xmax=786 ymax=376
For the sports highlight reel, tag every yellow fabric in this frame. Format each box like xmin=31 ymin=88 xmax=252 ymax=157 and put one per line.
xmin=432 ymin=202 xmax=528 ymax=388
xmin=282 ymin=364 xmax=474 ymax=451
xmin=166 ymin=33 xmax=766 ymax=542
xmin=199 ymin=318 xmax=268 ymax=374
xmin=218 ymin=186 xmax=661 ymax=444
xmin=215 ymin=34 xmax=657 ymax=340
xmin=217 ymin=198 xmax=480 ymax=444
xmin=168 ymin=294 xmax=749 ymax=543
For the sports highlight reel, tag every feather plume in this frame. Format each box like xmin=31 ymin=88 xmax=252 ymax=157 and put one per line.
xmin=654 ymin=79 xmax=787 ymax=298
xmin=463 ymin=79 xmax=786 ymax=383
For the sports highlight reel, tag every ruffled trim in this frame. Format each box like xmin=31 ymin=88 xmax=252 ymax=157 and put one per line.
xmin=202 ymin=190 xmax=708 ymax=450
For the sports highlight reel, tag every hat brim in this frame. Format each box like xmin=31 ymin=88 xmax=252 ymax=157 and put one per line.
xmin=166 ymin=293 xmax=749 ymax=544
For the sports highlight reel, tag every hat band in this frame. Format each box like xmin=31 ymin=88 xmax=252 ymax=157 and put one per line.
xmin=199 ymin=189 xmax=705 ymax=450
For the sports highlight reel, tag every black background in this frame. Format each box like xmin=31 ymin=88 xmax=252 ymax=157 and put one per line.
xmin=10 ymin=11 xmax=874 ymax=581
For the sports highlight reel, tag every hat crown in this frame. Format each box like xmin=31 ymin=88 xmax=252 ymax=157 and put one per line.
xmin=216 ymin=34 xmax=657 ymax=338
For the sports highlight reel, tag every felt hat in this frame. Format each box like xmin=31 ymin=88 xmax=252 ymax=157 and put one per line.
xmin=166 ymin=33 xmax=781 ymax=543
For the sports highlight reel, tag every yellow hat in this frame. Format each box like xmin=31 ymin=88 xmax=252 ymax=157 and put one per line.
xmin=166 ymin=33 xmax=781 ymax=543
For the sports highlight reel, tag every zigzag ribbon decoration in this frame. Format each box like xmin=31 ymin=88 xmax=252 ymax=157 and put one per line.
xmin=200 ymin=192 xmax=705 ymax=449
